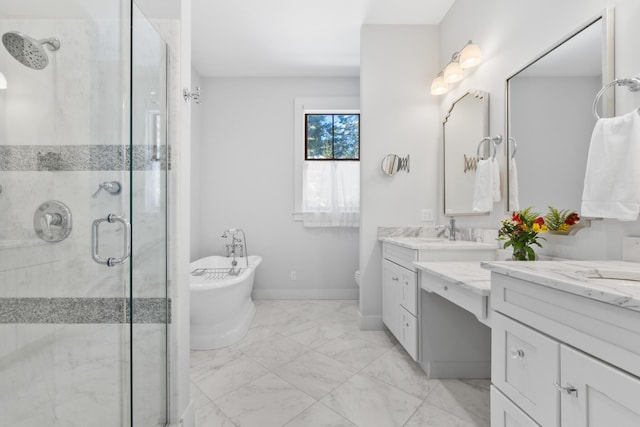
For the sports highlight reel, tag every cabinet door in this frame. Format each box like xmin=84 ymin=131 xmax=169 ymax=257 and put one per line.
xmin=400 ymin=306 xmax=418 ymax=360
xmin=400 ymin=268 xmax=418 ymax=316
xmin=491 ymin=386 xmax=540 ymax=427
xmin=560 ymin=345 xmax=640 ymax=427
xmin=382 ymin=259 xmax=402 ymax=339
xmin=492 ymin=313 xmax=560 ymax=427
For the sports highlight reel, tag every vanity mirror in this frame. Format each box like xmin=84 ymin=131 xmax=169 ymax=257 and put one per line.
xmin=506 ymin=9 xmax=614 ymax=212
xmin=443 ymin=90 xmax=490 ymax=215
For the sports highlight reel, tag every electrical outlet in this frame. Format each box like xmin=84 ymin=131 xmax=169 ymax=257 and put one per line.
xmin=421 ymin=209 xmax=434 ymax=222
xmin=290 ymin=271 xmax=297 ymax=281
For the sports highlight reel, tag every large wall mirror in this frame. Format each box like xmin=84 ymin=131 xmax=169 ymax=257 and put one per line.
xmin=506 ymin=9 xmax=614 ymax=212
xmin=443 ymin=90 xmax=490 ymax=216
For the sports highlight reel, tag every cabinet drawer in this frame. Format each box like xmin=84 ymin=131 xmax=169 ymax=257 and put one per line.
xmin=400 ymin=306 xmax=418 ymax=361
xmin=422 ymin=274 xmax=487 ymax=320
xmin=382 ymin=243 xmax=417 ymax=270
xmin=561 ymin=345 xmax=640 ymax=426
xmin=491 ymin=386 xmax=540 ymax=427
xmin=492 ymin=313 xmax=559 ymax=427
xmin=400 ymin=270 xmax=417 ymax=316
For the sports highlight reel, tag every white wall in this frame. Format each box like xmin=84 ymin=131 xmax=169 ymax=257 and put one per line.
xmin=359 ymin=25 xmax=441 ymax=329
xmin=192 ymin=77 xmax=360 ymax=299
xmin=190 ymin=68 xmax=203 ymax=261
xmin=439 ymin=0 xmax=640 ymax=260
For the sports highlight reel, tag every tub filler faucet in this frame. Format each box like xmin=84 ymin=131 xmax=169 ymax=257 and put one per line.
xmin=221 ymin=228 xmax=249 ymax=273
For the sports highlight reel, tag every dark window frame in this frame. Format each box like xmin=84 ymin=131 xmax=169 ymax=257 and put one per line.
xmin=304 ymin=113 xmax=360 ymax=161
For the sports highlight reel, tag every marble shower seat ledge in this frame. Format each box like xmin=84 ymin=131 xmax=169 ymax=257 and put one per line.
xmin=482 ymin=260 xmax=640 ymax=312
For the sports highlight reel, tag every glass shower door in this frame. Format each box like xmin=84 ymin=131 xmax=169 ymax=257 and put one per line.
xmin=0 ymin=1 xmax=168 ymax=426
xmin=130 ymin=4 xmax=169 ymax=426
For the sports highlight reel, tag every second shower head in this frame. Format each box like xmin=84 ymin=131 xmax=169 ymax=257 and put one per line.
xmin=2 ymin=31 xmax=60 ymax=70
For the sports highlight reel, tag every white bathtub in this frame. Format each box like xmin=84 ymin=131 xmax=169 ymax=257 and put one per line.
xmin=189 ymin=255 xmax=262 ymax=350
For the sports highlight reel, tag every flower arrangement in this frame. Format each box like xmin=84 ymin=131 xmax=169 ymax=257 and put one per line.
xmin=544 ymin=206 xmax=580 ymax=234
xmin=498 ymin=207 xmax=546 ymax=261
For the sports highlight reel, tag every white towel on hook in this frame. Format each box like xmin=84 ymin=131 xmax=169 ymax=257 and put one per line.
xmin=509 ymin=157 xmax=520 ymax=211
xmin=492 ymin=158 xmax=501 ymax=202
xmin=581 ymin=109 xmax=640 ymax=220
xmin=473 ymin=158 xmax=493 ymax=212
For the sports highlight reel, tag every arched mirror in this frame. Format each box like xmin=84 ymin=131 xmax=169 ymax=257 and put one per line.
xmin=506 ymin=9 xmax=614 ymax=212
xmin=443 ymin=90 xmax=490 ymax=215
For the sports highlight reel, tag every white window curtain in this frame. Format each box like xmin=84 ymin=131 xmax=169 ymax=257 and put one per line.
xmin=302 ymin=160 xmax=360 ymax=227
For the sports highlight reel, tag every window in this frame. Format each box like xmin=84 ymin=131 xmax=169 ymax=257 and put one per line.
xmin=305 ymin=114 xmax=360 ymax=160
xmin=294 ymin=98 xmax=360 ymax=227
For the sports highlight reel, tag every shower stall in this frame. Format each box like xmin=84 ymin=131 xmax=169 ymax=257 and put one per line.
xmin=0 ymin=1 xmax=169 ymax=426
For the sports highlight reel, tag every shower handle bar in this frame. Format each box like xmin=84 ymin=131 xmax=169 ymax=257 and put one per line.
xmin=92 ymin=214 xmax=131 ymax=267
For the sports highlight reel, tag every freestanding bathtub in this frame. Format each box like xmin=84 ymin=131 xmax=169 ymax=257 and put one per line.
xmin=190 ymin=255 xmax=262 ymax=350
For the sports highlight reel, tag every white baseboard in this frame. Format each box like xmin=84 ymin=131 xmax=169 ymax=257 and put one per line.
xmin=169 ymin=400 xmax=194 ymax=427
xmin=358 ymin=312 xmax=385 ymax=331
xmin=252 ymin=288 xmax=359 ymax=300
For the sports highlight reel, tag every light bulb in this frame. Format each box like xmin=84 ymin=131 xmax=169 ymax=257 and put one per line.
xmin=443 ymin=61 xmax=464 ymax=83
xmin=0 ymin=72 xmax=6 ymax=90
xmin=459 ymin=42 xmax=482 ymax=69
xmin=430 ymin=75 xmax=448 ymax=95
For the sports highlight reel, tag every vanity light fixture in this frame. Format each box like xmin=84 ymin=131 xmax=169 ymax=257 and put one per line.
xmin=0 ymin=71 xmax=6 ymax=89
xmin=430 ymin=40 xmax=482 ymax=95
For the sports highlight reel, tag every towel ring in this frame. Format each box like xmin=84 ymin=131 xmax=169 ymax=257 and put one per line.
xmin=476 ymin=135 xmax=503 ymax=160
xmin=509 ymin=137 xmax=518 ymax=159
xmin=592 ymin=77 xmax=640 ymax=120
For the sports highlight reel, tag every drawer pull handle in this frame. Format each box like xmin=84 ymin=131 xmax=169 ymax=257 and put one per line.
xmin=554 ymin=382 xmax=578 ymax=397
xmin=510 ymin=348 xmax=525 ymax=359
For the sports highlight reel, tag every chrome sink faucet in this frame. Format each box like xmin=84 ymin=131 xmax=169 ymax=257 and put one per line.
xmin=449 ymin=217 xmax=457 ymax=241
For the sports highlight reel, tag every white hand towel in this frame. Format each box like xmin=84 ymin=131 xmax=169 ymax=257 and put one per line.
xmin=581 ymin=110 xmax=640 ymax=220
xmin=473 ymin=158 xmax=494 ymax=212
xmin=509 ymin=157 xmax=520 ymax=211
xmin=492 ymin=158 xmax=502 ymax=202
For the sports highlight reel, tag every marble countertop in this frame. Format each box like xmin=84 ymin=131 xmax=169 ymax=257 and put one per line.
xmin=482 ymin=260 xmax=640 ymax=312
xmin=414 ymin=261 xmax=491 ymax=296
xmin=380 ymin=236 xmax=497 ymax=251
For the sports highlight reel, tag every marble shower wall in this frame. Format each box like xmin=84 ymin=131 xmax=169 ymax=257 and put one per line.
xmin=0 ymin=14 xmax=168 ymax=427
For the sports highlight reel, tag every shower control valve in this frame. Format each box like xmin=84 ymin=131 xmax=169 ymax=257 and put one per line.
xmin=92 ymin=181 xmax=122 ymax=198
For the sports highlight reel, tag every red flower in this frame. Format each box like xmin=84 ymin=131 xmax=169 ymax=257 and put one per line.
xmin=534 ymin=217 xmax=545 ymax=225
xmin=512 ymin=212 xmax=522 ymax=225
xmin=565 ymin=212 xmax=580 ymax=226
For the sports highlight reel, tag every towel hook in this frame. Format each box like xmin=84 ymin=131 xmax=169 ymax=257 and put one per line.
xmin=592 ymin=77 xmax=640 ymax=119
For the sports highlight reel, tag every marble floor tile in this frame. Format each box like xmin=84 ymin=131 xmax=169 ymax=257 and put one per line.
xmin=287 ymin=322 xmax=346 ymax=349
xmin=283 ymin=402 xmax=355 ymax=427
xmin=404 ymin=402 xmax=477 ymax=427
xmin=191 ymin=382 xmax=236 ymax=427
xmin=314 ymin=332 xmax=395 ymax=370
xmin=321 ymin=373 xmax=423 ymax=427
xmin=195 ymin=356 xmax=270 ymax=401
xmin=274 ymin=350 xmax=358 ymax=399
xmin=191 ymin=300 xmax=491 ymax=427
xmin=237 ymin=332 xmax=311 ymax=371
xmin=362 ymin=345 xmax=438 ymax=400
xmin=214 ymin=372 xmax=315 ymax=427
xmin=425 ymin=379 xmax=491 ymax=427
xmin=190 ymin=347 xmax=243 ymax=382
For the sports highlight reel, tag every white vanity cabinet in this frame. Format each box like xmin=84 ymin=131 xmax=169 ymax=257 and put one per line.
xmin=381 ymin=238 xmax=496 ymax=363
xmin=487 ymin=264 xmax=640 ymax=427
xmin=382 ymin=258 xmax=418 ymax=360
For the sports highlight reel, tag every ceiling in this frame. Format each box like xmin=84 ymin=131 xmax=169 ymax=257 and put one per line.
xmin=191 ymin=0 xmax=456 ymax=78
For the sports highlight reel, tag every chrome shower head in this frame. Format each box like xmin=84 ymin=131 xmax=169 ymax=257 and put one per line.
xmin=2 ymin=31 xmax=60 ymax=70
